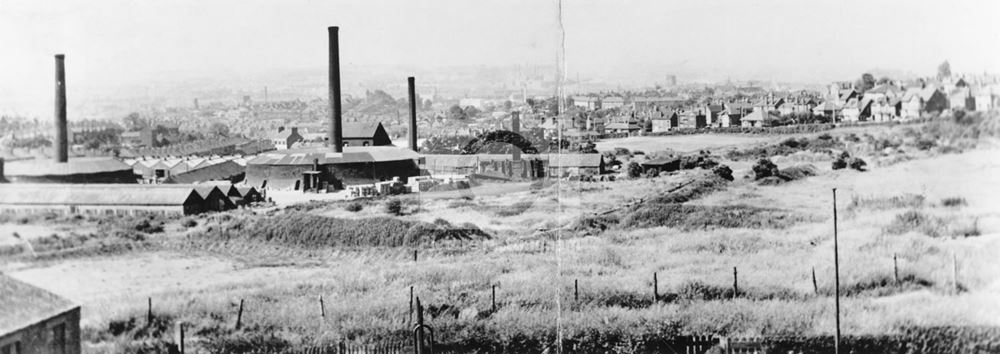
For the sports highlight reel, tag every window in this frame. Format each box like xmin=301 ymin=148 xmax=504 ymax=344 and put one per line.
xmin=51 ymin=323 xmax=66 ymax=354
xmin=1 ymin=341 xmax=22 ymax=354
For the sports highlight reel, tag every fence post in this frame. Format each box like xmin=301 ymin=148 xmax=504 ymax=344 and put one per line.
xmin=415 ymin=297 xmax=425 ymax=354
xmin=732 ymin=267 xmax=738 ymax=300
xmin=574 ymin=279 xmax=579 ymax=302
xmin=147 ymin=297 xmax=153 ymax=326
xmin=175 ymin=322 xmax=185 ymax=354
xmin=893 ymin=254 xmax=899 ymax=284
xmin=235 ymin=298 xmax=244 ymax=330
xmin=491 ymin=284 xmax=497 ymax=313
xmin=653 ymin=272 xmax=659 ymax=302
xmin=413 ymin=249 xmax=418 ymax=262
xmin=812 ymin=267 xmax=818 ymax=294
xmin=319 ymin=295 xmax=326 ymax=318
xmin=409 ymin=286 xmax=414 ymax=326
xmin=953 ymin=253 xmax=959 ymax=293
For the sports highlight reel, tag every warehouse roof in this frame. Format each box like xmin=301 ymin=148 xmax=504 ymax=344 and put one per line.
xmin=4 ymin=157 xmax=132 ymax=176
xmin=247 ymin=146 xmax=419 ymax=166
xmin=0 ymin=275 xmax=78 ymax=335
xmin=0 ymin=184 xmax=204 ymax=206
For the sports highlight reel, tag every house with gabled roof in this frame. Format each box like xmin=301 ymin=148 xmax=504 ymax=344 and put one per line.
xmin=1 ymin=274 xmax=81 ymax=354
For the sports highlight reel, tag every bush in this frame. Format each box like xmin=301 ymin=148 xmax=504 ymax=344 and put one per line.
xmin=712 ymin=165 xmax=734 ymax=181
xmin=345 ymin=202 xmax=364 ymax=212
xmin=848 ymin=157 xmax=867 ymax=171
xmin=626 ymin=162 xmax=643 ymax=178
xmin=384 ymin=199 xmax=403 ymax=216
xmin=752 ymin=159 xmax=779 ymax=180
xmin=941 ymin=197 xmax=967 ymax=207
xmin=832 ymin=158 xmax=848 ymax=170
xmin=181 ymin=218 xmax=198 ymax=228
xmin=916 ymin=138 xmax=936 ymax=151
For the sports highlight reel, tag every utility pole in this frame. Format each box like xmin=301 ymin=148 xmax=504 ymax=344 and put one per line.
xmin=833 ymin=188 xmax=841 ymax=354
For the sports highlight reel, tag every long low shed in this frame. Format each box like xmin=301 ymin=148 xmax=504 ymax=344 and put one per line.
xmin=0 ymin=184 xmax=213 ymax=216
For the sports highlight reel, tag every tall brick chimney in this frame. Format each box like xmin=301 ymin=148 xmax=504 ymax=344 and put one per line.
xmin=54 ymin=54 xmax=68 ymax=163
xmin=511 ymin=111 xmax=521 ymax=161
xmin=328 ymin=26 xmax=343 ymax=152
xmin=407 ymin=77 xmax=418 ymax=152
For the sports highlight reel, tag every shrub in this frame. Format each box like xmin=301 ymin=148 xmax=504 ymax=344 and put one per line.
xmin=831 ymin=158 xmax=848 ymax=170
xmin=916 ymin=138 xmax=936 ymax=151
xmin=134 ymin=220 xmax=164 ymax=234
xmin=752 ymin=159 xmax=779 ymax=180
xmin=181 ymin=218 xmax=198 ymax=228
xmin=626 ymin=162 xmax=643 ymax=178
xmin=884 ymin=210 xmax=944 ymax=237
xmin=384 ymin=199 xmax=403 ymax=216
xmin=712 ymin=165 xmax=734 ymax=181
xmin=818 ymin=133 xmax=833 ymax=140
xmin=345 ymin=202 xmax=364 ymax=212
xmin=940 ymin=197 xmax=967 ymax=207
xmin=848 ymin=194 xmax=925 ymax=211
xmin=848 ymin=157 xmax=867 ymax=171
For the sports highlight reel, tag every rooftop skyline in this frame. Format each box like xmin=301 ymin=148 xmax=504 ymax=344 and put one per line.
xmin=1 ymin=0 xmax=998 ymax=115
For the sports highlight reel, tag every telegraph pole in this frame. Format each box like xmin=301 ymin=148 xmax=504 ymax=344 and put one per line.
xmin=833 ymin=188 xmax=841 ymax=354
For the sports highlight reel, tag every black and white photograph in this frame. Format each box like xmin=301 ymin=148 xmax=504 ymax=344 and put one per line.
xmin=1 ymin=1 xmax=999 ymax=353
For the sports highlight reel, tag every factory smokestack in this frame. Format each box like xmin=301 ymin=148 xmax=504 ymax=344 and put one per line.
xmin=511 ymin=111 xmax=521 ymax=161
xmin=407 ymin=77 xmax=418 ymax=152
xmin=54 ymin=54 xmax=68 ymax=163
xmin=328 ymin=26 xmax=343 ymax=153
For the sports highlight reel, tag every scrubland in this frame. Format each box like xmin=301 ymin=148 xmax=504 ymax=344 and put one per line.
xmin=3 ymin=114 xmax=1000 ymax=353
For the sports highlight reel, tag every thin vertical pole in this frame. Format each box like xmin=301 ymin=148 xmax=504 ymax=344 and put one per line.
xmin=409 ymin=286 xmax=414 ymax=326
xmin=893 ymin=254 xmax=899 ymax=284
xmin=177 ymin=323 xmax=185 ymax=354
xmin=653 ymin=272 xmax=659 ymax=302
xmin=235 ymin=299 xmax=244 ymax=330
xmin=415 ymin=297 xmax=425 ymax=354
xmin=833 ymin=188 xmax=841 ymax=354
xmin=319 ymin=295 xmax=326 ymax=318
xmin=147 ymin=297 xmax=153 ymax=325
xmin=953 ymin=253 xmax=959 ymax=293
xmin=812 ymin=267 xmax=819 ymax=294
xmin=574 ymin=279 xmax=579 ymax=302
xmin=491 ymin=284 xmax=497 ymax=312
xmin=732 ymin=267 xmax=738 ymax=299
xmin=414 ymin=249 xmax=418 ymax=262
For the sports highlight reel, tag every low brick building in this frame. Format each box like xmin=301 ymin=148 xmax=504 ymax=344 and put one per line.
xmin=0 ymin=275 xmax=81 ymax=354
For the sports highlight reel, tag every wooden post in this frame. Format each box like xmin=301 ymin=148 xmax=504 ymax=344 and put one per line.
xmin=415 ymin=297 xmax=425 ymax=354
xmin=319 ymin=295 xmax=326 ymax=318
xmin=147 ymin=297 xmax=153 ymax=325
xmin=653 ymin=272 xmax=659 ymax=302
xmin=414 ymin=249 xmax=418 ymax=262
xmin=491 ymin=284 xmax=497 ymax=312
xmin=833 ymin=188 xmax=841 ymax=354
xmin=893 ymin=254 xmax=899 ymax=284
xmin=574 ymin=279 xmax=579 ymax=302
xmin=953 ymin=253 xmax=959 ymax=293
xmin=732 ymin=267 xmax=739 ymax=299
xmin=235 ymin=299 xmax=244 ymax=330
xmin=409 ymin=286 xmax=414 ymax=326
xmin=812 ymin=267 xmax=818 ymax=294
xmin=176 ymin=322 xmax=185 ymax=354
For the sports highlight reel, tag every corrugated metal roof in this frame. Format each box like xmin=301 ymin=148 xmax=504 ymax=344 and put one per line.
xmin=247 ymin=146 xmax=418 ymax=166
xmin=0 ymin=184 xmax=203 ymax=206
xmin=4 ymin=158 xmax=132 ymax=176
xmin=166 ymin=161 xmax=244 ymax=184
xmin=0 ymin=275 xmax=77 ymax=335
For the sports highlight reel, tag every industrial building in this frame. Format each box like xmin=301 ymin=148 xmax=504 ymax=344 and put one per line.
xmin=0 ymin=184 xmax=225 ymax=216
xmin=1 ymin=55 xmax=137 ymax=184
xmin=242 ymin=27 xmax=421 ymax=192
xmin=1 ymin=275 xmax=81 ymax=354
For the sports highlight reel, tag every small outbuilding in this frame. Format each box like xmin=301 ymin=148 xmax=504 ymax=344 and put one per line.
xmin=1 ymin=274 xmax=81 ymax=354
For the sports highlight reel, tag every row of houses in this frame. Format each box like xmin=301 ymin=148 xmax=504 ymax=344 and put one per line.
xmin=118 ymin=137 xmax=271 ymax=158
xmin=0 ymin=183 xmax=262 ymax=216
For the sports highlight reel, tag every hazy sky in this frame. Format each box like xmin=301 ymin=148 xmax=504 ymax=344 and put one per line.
xmin=1 ymin=0 xmax=998 ymax=114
